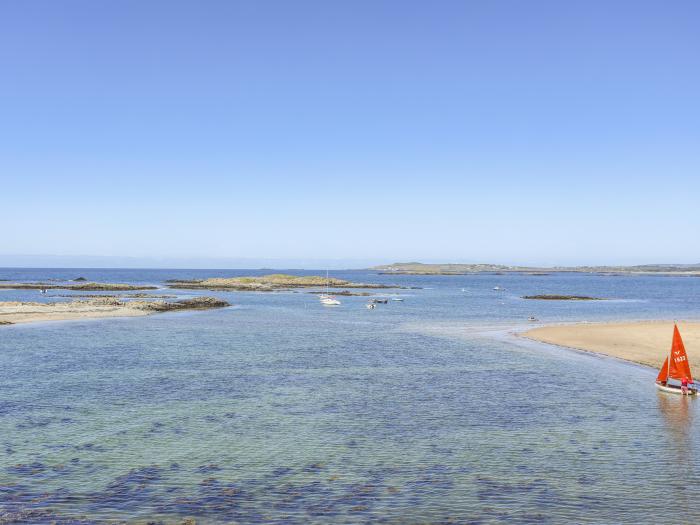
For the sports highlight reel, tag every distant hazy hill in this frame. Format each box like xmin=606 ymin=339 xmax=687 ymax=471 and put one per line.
xmin=371 ymin=262 xmax=700 ymax=275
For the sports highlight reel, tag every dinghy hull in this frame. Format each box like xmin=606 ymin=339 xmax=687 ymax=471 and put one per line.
xmin=656 ymin=382 xmax=697 ymax=396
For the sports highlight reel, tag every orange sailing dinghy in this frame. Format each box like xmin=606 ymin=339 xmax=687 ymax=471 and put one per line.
xmin=655 ymin=324 xmax=697 ymax=395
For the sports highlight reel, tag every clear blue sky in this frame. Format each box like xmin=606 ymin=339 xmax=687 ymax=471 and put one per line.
xmin=2 ymin=1 xmax=698 ymax=267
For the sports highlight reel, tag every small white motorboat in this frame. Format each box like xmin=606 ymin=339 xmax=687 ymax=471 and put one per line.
xmin=391 ymin=297 xmax=404 ymax=302
xmin=366 ymin=303 xmax=375 ymax=309
xmin=493 ymin=286 xmax=504 ymax=291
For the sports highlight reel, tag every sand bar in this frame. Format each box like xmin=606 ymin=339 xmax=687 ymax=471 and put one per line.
xmin=522 ymin=321 xmax=700 ymax=368
xmin=0 ymin=297 xmax=229 ymax=326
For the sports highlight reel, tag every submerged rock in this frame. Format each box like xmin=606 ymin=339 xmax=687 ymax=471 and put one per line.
xmin=195 ymin=463 xmax=221 ymax=473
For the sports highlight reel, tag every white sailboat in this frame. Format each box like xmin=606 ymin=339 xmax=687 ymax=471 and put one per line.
xmin=319 ymin=270 xmax=341 ymax=307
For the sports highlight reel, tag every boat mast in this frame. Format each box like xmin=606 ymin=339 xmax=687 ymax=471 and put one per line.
xmin=668 ymin=328 xmax=673 ymax=383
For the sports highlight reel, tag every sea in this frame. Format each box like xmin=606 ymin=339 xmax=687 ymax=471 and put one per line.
xmin=1 ymin=268 xmax=699 ymax=524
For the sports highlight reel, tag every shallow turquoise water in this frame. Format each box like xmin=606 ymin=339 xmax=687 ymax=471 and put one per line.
xmin=1 ymin=269 xmax=700 ymax=523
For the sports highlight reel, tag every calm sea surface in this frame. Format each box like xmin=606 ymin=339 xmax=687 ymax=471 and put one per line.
xmin=1 ymin=269 xmax=700 ymax=524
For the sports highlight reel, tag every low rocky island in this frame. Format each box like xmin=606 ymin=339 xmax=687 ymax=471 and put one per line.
xmin=373 ymin=263 xmax=513 ymax=275
xmin=0 ymin=282 xmax=158 ymax=291
xmin=0 ymin=296 xmax=229 ymax=326
xmin=522 ymin=295 xmax=603 ymax=301
xmin=167 ymin=274 xmax=398 ymax=291
xmin=373 ymin=261 xmax=700 ymax=275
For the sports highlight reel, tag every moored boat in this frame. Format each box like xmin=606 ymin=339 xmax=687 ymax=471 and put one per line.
xmin=655 ymin=324 xmax=697 ymax=395
xmin=319 ymin=270 xmax=341 ymax=307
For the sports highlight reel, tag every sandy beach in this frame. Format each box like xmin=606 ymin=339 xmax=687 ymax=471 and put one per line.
xmin=522 ymin=320 xmax=700 ymax=369
xmin=0 ymin=297 xmax=229 ymax=326
xmin=0 ymin=300 xmax=153 ymax=325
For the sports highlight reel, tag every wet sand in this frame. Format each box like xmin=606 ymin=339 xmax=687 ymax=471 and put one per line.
xmin=521 ymin=320 xmax=700 ymax=368
xmin=0 ymin=300 xmax=151 ymax=325
xmin=0 ymin=297 xmax=229 ymax=326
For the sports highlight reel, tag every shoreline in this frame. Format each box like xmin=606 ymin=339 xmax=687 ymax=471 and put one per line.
xmin=520 ymin=320 xmax=700 ymax=369
xmin=0 ymin=281 xmax=158 ymax=291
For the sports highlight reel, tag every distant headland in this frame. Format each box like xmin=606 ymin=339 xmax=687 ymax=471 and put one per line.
xmin=370 ymin=262 xmax=700 ymax=276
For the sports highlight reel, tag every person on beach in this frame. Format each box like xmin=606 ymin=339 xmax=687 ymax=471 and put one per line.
xmin=681 ymin=377 xmax=689 ymax=395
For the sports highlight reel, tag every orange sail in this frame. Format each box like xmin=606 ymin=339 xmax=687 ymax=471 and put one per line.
xmin=656 ymin=356 xmax=669 ymax=383
xmin=664 ymin=324 xmax=693 ymax=382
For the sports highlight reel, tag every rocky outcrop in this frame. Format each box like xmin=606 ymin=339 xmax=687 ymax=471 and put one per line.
xmin=127 ymin=296 xmax=230 ymax=311
xmin=0 ymin=282 xmax=157 ymax=291
xmin=63 ymin=296 xmax=229 ymax=311
xmin=167 ymin=274 xmax=398 ymax=291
